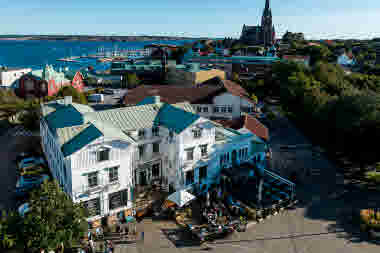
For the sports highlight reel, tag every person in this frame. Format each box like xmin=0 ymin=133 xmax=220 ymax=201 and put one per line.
xmin=89 ymin=239 xmax=95 ymax=253
xmin=103 ymin=240 xmax=108 ymax=253
xmin=88 ymin=231 xmax=93 ymax=241
xmin=108 ymin=240 xmax=114 ymax=253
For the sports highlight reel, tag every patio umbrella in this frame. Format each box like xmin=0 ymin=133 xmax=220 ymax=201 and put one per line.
xmin=167 ymin=190 xmax=196 ymax=208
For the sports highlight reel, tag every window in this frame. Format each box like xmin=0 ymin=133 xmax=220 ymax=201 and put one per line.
xmin=138 ymin=145 xmax=145 ymax=159
xmin=221 ymin=106 xmax=227 ymax=113
xmin=197 ymin=106 xmax=202 ymax=113
xmin=152 ymin=163 xmax=160 ymax=177
xmin=138 ymin=129 xmax=145 ymax=139
xmin=186 ymin=148 xmax=194 ymax=160
xmin=228 ymin=106 xmax=233 ymax=113
xmin=200 ymin=144 xmax=208 ymax=157
xmin=83 ymin=197 xmax=101 ymax=217
xmin=203 ymin=107 xmax=208 ymax=113
xmin=227 ymin=153 xmax=229 ymax=161
xmin=213 ymin=106 xmax=219 ymax=113
xmin=239 ymin=149 xmax=242 ymax=159
xmin=153 ymin=142 xmax=160 ymax=153
xmin=108 ymin=189 xmax=128 ymax=211
xmin=109 ymin=166 xmax=119 ymax=183
xmin=88 ymin=172 xmax=98 ymax=188
xmin=97 ymin=148 xmax=110 ymax=162
xmin=152 ymin=126 xmax=160 ymax=136
xmin=186 ymin=170 xmax=194 ymax=185
xmin=199 ymin=166 xmax=207 ymax=181
xmin=193 ymin=129 xmax=202 ymax=138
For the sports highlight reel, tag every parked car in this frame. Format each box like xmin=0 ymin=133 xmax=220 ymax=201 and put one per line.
xmin=14 ymin=174 xmax=50 ymax=197
xmin=103 ymin=89 xmax=115 ymax=95
xmin=18 ymin=203 xmax=30 ymax=217
xmin=88 ymin=93 xmax=104 ymax=103
xmin=18 ymin=157 xmax=45 ymax=171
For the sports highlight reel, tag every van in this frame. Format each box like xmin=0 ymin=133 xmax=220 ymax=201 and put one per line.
xmin=88 ymin=93 xmax=104 ymax=103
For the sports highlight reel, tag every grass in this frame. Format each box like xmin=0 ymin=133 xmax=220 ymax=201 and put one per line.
xmin=364 ymin=171 xmax=380 ymax=184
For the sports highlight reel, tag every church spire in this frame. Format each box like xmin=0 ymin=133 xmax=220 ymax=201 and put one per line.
xmin=265 ymin=0 xmax=270 ymax=10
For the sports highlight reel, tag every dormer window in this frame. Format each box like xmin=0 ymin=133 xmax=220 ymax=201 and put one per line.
xmin=138 ymin=129 xmax=145 ymax=139
xmin=193 ymin=128 xmax=202 ymax=138
xmin=97 ymin=147 xmax=110 ymax=162
xmin=152 ymin=126 xmax=160 ymax=137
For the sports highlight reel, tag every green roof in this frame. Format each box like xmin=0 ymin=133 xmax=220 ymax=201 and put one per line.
xmin=84 ymin=102 xmax=196 ymax=132
xmin=60 ymin=124 xmax=103 ymax=157
xmin=154 ymin=103 xmax=200 ymax=134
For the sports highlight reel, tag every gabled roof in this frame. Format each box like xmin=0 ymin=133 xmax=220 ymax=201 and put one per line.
xmin=220 ymin=80 xmax=252 ymax=102
xmin=213 ymin=114 xmax=269 ymax=142
xmin=123 ymin=85 xmax=223 ymax=105
xmin=84 ymin=102 xmax=198 ymax=133
xmin=154 ymin=103 xmax=200 ymax=134
xmin=41 ymin=100 xmax=134 ymax=157
xmin=60 ymin=124 xmax=103 ymax=157
xmin=123 ymin=80 xmax=254 ymax=106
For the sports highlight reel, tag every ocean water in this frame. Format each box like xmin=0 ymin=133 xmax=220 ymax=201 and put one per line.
xmin=0 ymin=39 xmax=196 ymax=71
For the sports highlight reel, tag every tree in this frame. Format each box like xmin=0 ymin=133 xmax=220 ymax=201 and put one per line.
xmin=19 ymin=180 xmax=88 ymax=252
xmin=250 ymin=94 xmax=258 ymax=104
xmin=0 ymin=210 xmax=21 ymax=250
xmin=126 ymin=73 xmax=140 ymax=88
xmin=56 ymin=86 xmax=87 ymax=105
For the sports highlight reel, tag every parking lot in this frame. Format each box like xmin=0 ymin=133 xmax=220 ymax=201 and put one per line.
xmin=88 ymin=88 xmax=128 ymax=111
xmin=0 ymin=135 xmax=41 ymax=211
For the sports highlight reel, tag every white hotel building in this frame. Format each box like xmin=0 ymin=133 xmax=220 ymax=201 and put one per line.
xmin=40 ymin=96 xmax=268 ymax=220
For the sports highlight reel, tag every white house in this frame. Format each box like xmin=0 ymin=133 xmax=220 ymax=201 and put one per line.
xmin=0 ymin=67 xmax=32 ymax=89
xmin=40 ymin=96 xmax=267 ymax=221
xmin=123 ymin=80 xmax=257 ymax=120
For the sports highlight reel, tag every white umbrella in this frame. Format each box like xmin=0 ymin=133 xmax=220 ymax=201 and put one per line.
xmin=167 ymin=190 xmax=196 ymax=208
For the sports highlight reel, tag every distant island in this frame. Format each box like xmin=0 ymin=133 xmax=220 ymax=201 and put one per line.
xmin=0 ymin=35 xmax=209 ymax=42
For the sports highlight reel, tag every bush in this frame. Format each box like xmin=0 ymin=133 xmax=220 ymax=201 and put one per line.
xmin=364 ymin=171 xmax=380 ymax=183
xmin=56 ymin=86 xmax=87 ymax=104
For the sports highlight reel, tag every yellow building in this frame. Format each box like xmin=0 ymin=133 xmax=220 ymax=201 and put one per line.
xmin=167 ymin=63 xmax=225 ymax=86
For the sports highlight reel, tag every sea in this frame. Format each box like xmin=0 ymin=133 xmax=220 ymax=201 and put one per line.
xmin=0 ymin=39 xmax=196 ymax=71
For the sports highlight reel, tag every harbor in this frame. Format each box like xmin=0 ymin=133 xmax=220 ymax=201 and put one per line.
xmin=57 ymin=47 xmax=154 ymax=63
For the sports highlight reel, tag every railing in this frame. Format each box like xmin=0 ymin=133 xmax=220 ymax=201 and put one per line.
xmin=138 ymin=152 xmax=162 ymax=163
xmin=263 ymin=168 xmax=296 ymax=200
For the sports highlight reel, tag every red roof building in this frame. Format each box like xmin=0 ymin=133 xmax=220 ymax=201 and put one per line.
xmin=214 ymin=114 xmax=269 ymax=142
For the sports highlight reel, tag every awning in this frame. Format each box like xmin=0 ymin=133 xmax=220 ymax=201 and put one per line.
xmin=167 ymin=190 xmax=196 ymax=208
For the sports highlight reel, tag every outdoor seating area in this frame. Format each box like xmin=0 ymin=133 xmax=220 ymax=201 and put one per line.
xmin=154 ymin=164 xmax=296 ymax=244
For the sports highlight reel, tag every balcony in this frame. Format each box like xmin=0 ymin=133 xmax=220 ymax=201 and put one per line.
xmin=137 ymin=152 xmax=163 ymax=164
xmin=73 ymin=177 xmax=120 ymax=199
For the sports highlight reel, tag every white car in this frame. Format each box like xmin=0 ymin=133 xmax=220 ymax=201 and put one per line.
xmin=18 ymin=203 xmax=29 ymax=217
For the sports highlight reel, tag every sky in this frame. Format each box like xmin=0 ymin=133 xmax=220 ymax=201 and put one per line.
xmin=1 ymin=0 xmax=380 ymax=40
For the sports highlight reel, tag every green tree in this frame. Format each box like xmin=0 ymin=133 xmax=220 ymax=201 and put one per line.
xmin=19 ymin=180 xmax=88 ymax=252
xmin=56 ymin=86 xmax=87 ymax=104
xmin=126 ymin=73 xmax=140 ymax=88
xmin=0 ymin=210 xmax=21 ymax=250
xmin=250 ymin=94 xmax=258 ymax=104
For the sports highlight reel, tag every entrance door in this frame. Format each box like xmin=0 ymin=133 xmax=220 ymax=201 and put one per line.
xmin=232 ymin=150 xmax=237 ymax=166
xmin=140 ymin=171 xmax=147 ymax=186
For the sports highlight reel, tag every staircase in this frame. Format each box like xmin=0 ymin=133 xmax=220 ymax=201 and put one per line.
xmin=262 ymin=168 xmax=296 ymax=202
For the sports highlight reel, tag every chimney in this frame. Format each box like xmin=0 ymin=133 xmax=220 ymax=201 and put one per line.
xmin=64 ymin=96 xmax=72 ymax=106
xmin=153 ymin=96 xmax=160 ymax=104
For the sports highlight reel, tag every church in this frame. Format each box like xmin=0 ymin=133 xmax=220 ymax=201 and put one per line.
xmin=240 ymin=0 xmax=276 ymax=47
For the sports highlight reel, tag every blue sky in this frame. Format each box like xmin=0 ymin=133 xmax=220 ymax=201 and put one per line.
xmin=1 ymin=0 xmax=379 ymax=39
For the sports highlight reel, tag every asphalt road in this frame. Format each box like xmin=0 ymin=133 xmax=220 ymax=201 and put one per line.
xmin=89 ymin=88 xmax=127 ymax=111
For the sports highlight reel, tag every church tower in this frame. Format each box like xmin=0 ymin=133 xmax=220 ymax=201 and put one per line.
xmin=261 ymin=0 xmax=274 ymax=47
